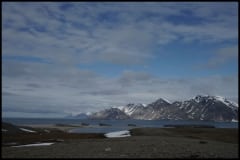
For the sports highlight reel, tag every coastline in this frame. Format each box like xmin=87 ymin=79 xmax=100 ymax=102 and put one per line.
xmin=22 ymin=124 xmax=84 ymax=132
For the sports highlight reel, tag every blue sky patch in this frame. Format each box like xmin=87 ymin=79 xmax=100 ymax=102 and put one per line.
xmin=2 ymin=2 xmax=238 ymax=117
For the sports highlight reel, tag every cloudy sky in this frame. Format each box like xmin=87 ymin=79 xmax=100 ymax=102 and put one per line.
xmin=2 ymin=2 xmax=238 ymax=118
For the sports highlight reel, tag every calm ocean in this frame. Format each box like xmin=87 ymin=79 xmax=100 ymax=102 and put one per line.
xmin=2 ymin=118 xmax=238 ymax=133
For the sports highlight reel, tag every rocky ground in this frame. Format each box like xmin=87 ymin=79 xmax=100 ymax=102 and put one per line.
xmin=2 ymin=123 xmax=239 ymax=158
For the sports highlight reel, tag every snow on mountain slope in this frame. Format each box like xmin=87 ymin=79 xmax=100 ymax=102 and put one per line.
xmin=2 ymin=129 xmax=8 ymax=132
xmin=214 ymin=96 xmax=238 ymax=108
xmin=85 ymin=95 xmax=238 ymax=121
xmin=114 ymin=103 xmax=146 ymax=116
xmin=150 ymin=98 xmax=171 ymax=107
xmin=161 ymin=98 xmax=171 ymax=104
xmin=89 ymin=107 xmax=130 ymax=120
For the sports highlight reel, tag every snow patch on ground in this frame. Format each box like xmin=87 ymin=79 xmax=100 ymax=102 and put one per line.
xmin=44 ymin=129 xmax=50 ymax=133
xmin=231 ymin=119 xmax=238 ymax=122
xmin=12 ymin=143 xmax=54 ymax=147
xmin=104 ymin=130 xmax=131 ymax=138
xmin=19 ymin=128 xmax=36 ymax=133
xmin=2 ymin=129 xmax=8 ymax=132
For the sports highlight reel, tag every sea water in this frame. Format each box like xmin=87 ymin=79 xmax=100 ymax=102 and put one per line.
xmin=2 ymin=118 xmax=238 ymax=133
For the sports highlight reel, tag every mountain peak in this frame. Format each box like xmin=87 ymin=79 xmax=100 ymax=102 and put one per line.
xmin=194 ymin=94 xmax=210 ymax=99
xmin=194 ymin=95 xmax=207 ymax=103
xmin=193 ymin=95 xmax=238 ymax=108
xmin=213 ymin=95 xmax=226 ymax=101
xmin=213 ymin=95 xmax=238 ymax=108
xmin=75 ymin=95 xmax=238 ymax=121
xmin=153 ymin=98 xmax=171 ymax=105
xmin=126 ymin=103 xmax=135 ymax=107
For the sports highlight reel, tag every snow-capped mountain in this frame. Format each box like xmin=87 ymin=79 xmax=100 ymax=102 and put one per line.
xmin=76 ymin=95 xmax=238 ymax=122
xmin=178 ymin=95 xmax=238 ymax=121
xmin=89 ymin=108 xmax=130 ymax=120
xmin=115 ymin=103 xmax=147 ymax=118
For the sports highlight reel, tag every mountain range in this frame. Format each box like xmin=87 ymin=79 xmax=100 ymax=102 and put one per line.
xmin=71 ymin=95 xmax=238 ymax=122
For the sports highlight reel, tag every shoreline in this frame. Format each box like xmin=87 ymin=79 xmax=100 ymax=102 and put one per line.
xmin=22 ymin=124 xmax=134 ymax=133
xmin=22 ymin=124 xmax=84 ymax=132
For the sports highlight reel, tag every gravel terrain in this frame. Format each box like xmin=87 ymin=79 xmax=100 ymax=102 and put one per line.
xmin=2 ymin=127 xmax=238 ymax=158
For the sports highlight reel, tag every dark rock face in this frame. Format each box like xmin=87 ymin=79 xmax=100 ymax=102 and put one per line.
xmin=82 ymin=95 xmax=238 ymax=122
xmin=175 ymin=95 xmax=238 ymax=121
xmin=121 ymin=103 xmax=147 ymax=119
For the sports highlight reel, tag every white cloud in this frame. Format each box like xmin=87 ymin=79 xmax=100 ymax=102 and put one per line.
xmin=2 ymin=2 xmax=238 ymax=117
xmin=201 ymin=45 xmax=238 ymax=68
xmin=2 ymin=66 xmax=238 ymax=116
xmin=3 ymin=2 xmax=238 ymax=65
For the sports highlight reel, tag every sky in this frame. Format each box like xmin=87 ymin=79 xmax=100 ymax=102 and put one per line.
xmin=2 ymin=2 xmax=238 ymax=118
